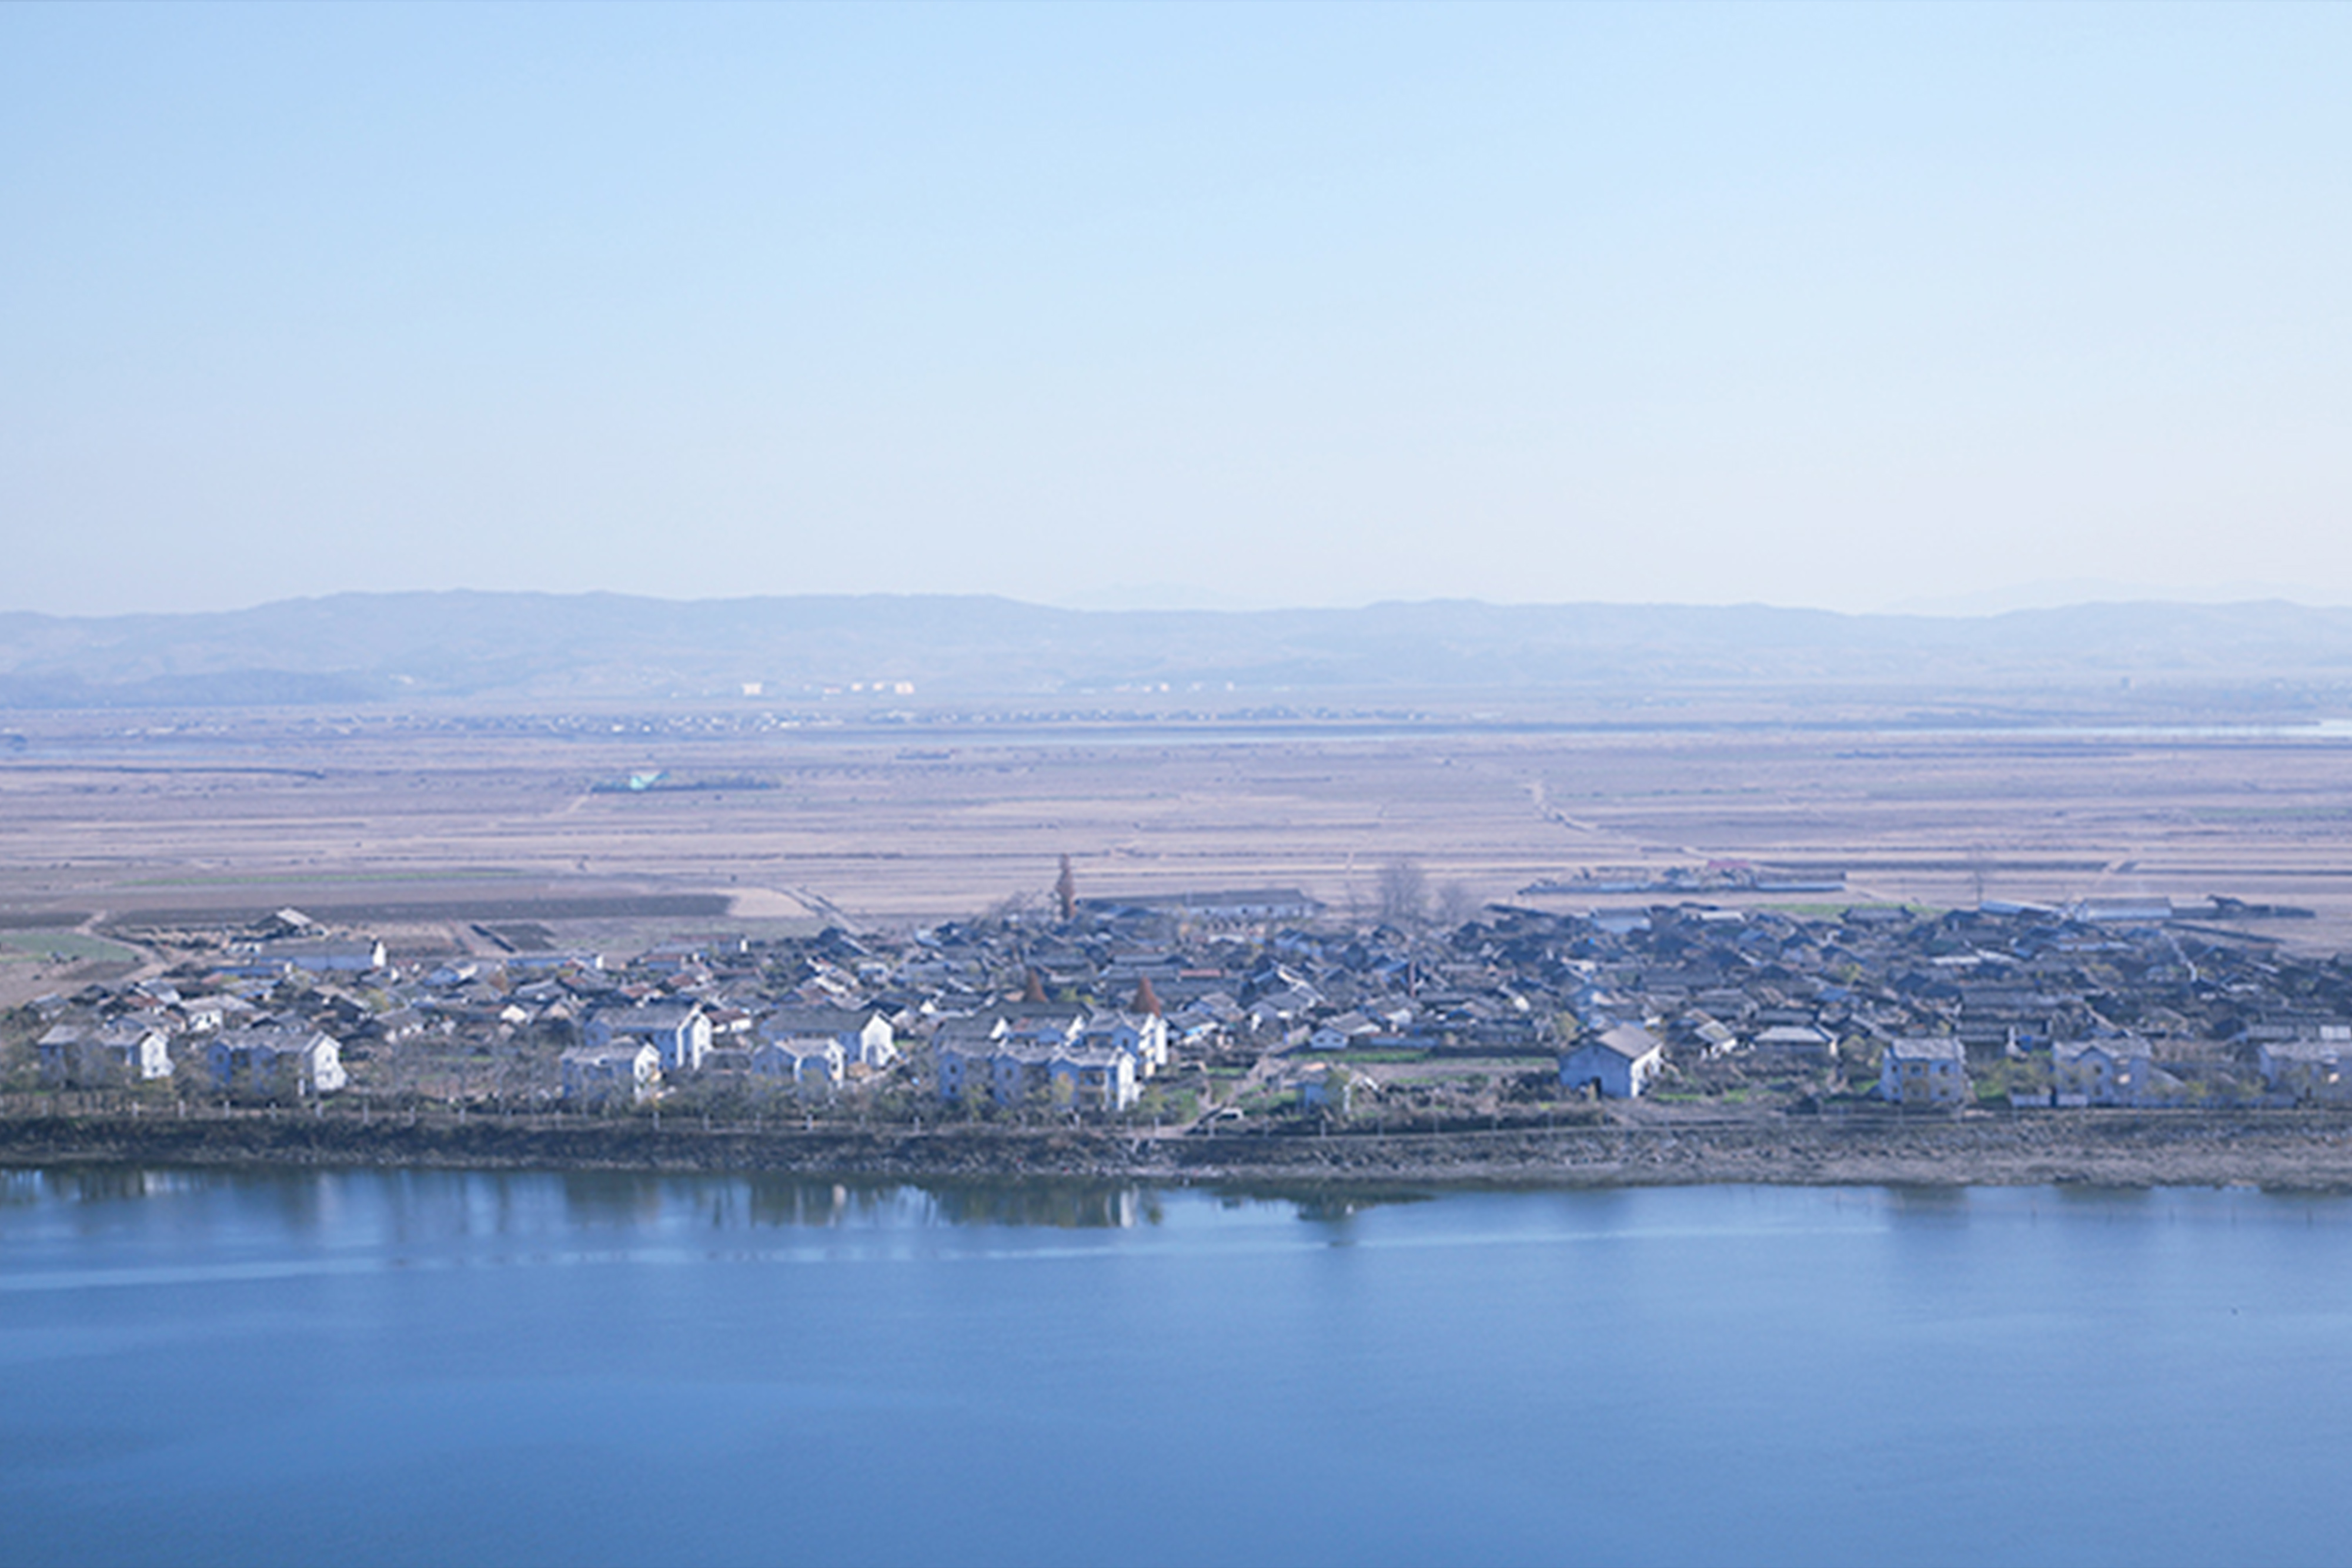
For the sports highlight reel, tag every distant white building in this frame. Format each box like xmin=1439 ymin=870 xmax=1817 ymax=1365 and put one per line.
xmin=2053 ymin=1038 xmax=2155 ymax=1107
xmin=589 ymin=1001 xmax=712 ymax=1072
xmin=1558 ymin=1024 xmax=1666 ymax=1099
xmin=89 ymin=1021 xmax=174 ymax=1085
xmin=1051 ymin=1046 xmax=1132 ymax=1111
xmin=37 ymin=1021 xmax=173 ymax=1087
xmin=2256 ymin=1039 xmax=2351 ymax=1104
xmin=931 ymin=1022 xmax=999 ymax=1104
xmin=34 ymin=1022 xmax=88 ymax=1086
xmin=561 ymin=1042 xmax=662 ymax=1107
xmin=206 ymin=1029 xmax=345 ymax=1099
xmin=750 ymin=1036 xmax=846 ymax=1098
xmin=2076 ymin=897 xmax=2173 ymax=925
xmin=1682 ymin=1014 xmax=1740 ymax=1058
xmin=1880 ymin=1038 xmax=1969 ymax=1106
xmin=1298 ymin=1062 xmax=1371 ymax=1114
xmin=932 ymin=1024 xmax=1140 ymax=1112
xmin=935 ymin=1007 xmax=1165 ymax=1099
xmin=1073 ymin=1012 xmax=1168 ymax=1078
xmin=260 ymin=937 xmax=387 ymax=974
xmin=1080 ymin=888 xmax=1324 ymax=924
xmin=1307 ymin=1012 xmax=1382 ymax=1052
xmin=761 ymin=1007 xmax=897 ymax=1069
xmin=506 ymin=950 xmax=606 ymax=975
xmin=1749 ymin=1024 xmax=1838 ymax=1066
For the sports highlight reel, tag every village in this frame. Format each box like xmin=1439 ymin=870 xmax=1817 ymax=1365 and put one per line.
xmin=10 ymin=858 xmax=2352 ymax=1135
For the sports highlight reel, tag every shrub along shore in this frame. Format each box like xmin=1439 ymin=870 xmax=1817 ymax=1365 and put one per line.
xmin=9 ymin=1107 xmax=2352 ymax=1189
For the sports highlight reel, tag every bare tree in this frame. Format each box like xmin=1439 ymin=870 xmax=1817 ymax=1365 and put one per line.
xmin=1377 ymin=857 xmax=1429 ymax=925
xmin=1434 ymin=881 xmax=1478 ymax=927
xmin=1967 ymin=845 xmax=1994 ymax=908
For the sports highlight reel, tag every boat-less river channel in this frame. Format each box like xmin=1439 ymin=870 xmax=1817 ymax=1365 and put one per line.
xmin=4 ymin=1170 xmax=2348 ymax=1567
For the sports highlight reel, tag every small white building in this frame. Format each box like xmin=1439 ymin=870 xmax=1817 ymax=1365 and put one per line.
xmin=83 ymin=1021 xmax=174 ymax=1085
xmin=2256 ymin=1039 xmax=2350 ymax=1103
xmin=260 ymin=937 xmax=389 ymax=974
xmin=1298 ymin=1062 xmax=1371 ymax=1114
xmin=931 ymin=1022 xmax=1003 ymax=1104
xmin=932 ymin=1027 xmax=1138 ymax=1112
xmin=2077 ymin=896 xmax=2173 ymax=925
xmin=206 ymin=1029 xmax=346 ymax=1099
xmin=1045 ymin=1046 xmax=1138 ymax=1112
xmin=1074 ymin=1011 xmax=1168 ymax=1078
xmin=1682 ymin=1014 xmax=1741 ymax=1058
xmin=1307 ymin=1012 xmax=1382 ymax=1052
xmin=34 ymin=1022 xmax=89 ymax=1086
xmin=2053 ymin=1038 xmax=2155 ymax=1107
xmin=1749 ymin=1024 xmax=1838 ymax=1066
xmin=1880 ymin=1038 xmax=1970 ymax=1106
xmin=589 ymin=1001 xmax=713 ymax=1073
xmin=1558 ymin=1024 xmax=1666 ymax=1099
xmin=560 ymin=1042 xmax=663 ymax=1107
xmin=762 ymin=1007 xmax=897 ymax=1069
xmin=36 ymin=1019 xmax=173 ymax=1088
xmin=750 ymin=1036 xmax=846 ymax=1099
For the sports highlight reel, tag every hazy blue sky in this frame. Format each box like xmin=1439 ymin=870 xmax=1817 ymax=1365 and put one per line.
xmin=6 ymin=2 xmax=2351 ymax=616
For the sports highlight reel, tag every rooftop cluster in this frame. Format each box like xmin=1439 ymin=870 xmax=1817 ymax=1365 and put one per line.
xmin=11 ymin=890 xmax=2352 ymax=1125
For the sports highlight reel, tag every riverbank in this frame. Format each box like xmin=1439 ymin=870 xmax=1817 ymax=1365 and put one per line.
xmin=11 ymin=1108 xmax=2352 ymax=1188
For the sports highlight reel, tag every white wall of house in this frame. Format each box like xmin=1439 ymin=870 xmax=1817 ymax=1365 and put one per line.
xmin=2054 ymin=1041 xmax=2154 ymax=1106
xmin=1558 ymin=1027 xmax=1664 ymax=1099
xmin=1880 ymin=1040 xmax=1969 ymax=1105
xmin=751 ymin=1038 xmax=844 ymax=1097
xmin=560 ymin=1044 xmax=662 ymax=1106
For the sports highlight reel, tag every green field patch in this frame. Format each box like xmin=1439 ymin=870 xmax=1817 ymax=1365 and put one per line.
xmin=0 ymin=930 xmax=141 ymax=962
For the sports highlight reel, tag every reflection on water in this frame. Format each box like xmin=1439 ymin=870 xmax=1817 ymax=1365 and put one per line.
xmin=920 ymin=1181 xmax=1162 ymax=1229
xmin=557 ymin=1172 xmax=1169 ymax=1230
xmin=0 ymin=1166 xmax=1208 ymax=1238
xmin=0 ymin=1168 xmax=1472 ymax=1246
xmin=10 ymin=1172 xmax=2352 ymax=1567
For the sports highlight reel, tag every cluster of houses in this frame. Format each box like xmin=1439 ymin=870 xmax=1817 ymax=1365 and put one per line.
xmin=15 ymin=885 xmax=2352 ymax=1116
xmin=1535 ymin=896 xmax=2352 ymax=1108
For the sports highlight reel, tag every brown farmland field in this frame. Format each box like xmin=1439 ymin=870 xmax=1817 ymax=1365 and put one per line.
xmin=4 ymin=704 xmax=2351 ymax=995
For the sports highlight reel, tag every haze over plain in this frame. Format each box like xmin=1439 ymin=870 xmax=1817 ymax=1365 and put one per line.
xmin=6 ymin=2 xmax=2351 ymax=618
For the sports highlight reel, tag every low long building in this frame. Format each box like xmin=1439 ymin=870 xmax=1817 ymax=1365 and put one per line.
xmin=259 ymin=937 xmax=388 ymax=974
xmin=1078 ymin=888 xmax=1325 ymax=924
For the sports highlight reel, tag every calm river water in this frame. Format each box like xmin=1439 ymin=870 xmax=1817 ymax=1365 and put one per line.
xmin=4 ymin=1171 xmax=2350 ymax=1567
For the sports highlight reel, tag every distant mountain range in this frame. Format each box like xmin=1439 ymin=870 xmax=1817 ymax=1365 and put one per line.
xmin=4 ymin=591 xmax=2352 ymax=707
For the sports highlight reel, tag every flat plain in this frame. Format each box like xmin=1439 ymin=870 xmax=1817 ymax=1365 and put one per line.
xmin=6 ymin=697 xmax=2352 ymax=1000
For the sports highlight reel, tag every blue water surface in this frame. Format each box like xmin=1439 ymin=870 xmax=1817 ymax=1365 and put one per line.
xmin=2 ymin=1171 xmax=2347 ymax=1568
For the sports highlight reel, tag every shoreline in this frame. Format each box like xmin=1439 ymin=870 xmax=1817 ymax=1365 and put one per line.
xmin=12 ymin=1111 xmax=2352 ymax=1189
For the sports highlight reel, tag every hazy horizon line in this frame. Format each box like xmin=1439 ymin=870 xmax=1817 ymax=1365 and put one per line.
xmin=5 ymin=581 xmax=2348 ymax=624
